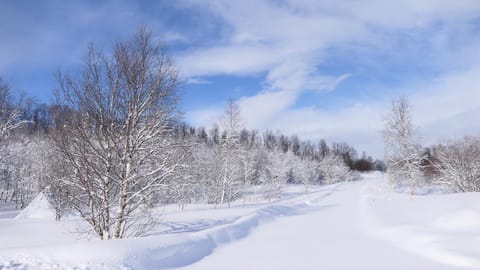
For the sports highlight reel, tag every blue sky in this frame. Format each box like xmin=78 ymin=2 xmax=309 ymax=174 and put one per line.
xmin=2 ymin=0 xmax=480 ymax=157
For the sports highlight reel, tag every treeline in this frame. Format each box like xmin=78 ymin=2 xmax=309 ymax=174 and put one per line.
xmin=0 ymin=28 xmax=382 ymax=239
xmin=173 ymin=123 xmax=385 ymax=172
xmin=0 ymin=95 xmax=383 ymax=209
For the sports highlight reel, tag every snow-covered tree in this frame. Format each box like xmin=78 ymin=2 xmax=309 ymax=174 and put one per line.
xmin=0 ymin=135 xmax=46 ymax=209
xmin=262 ymin=150 xmax=289 ymax=201
xmin=52 ymin=27 xmax=182 ymax=239
xmin=0 ymin=82 xmax=40 ymax=208
xmin=190 ymin=143 xmax=218 ymax=203
xmin=167 ymin=139 xmax=198 ymax=210
xmin=0 ymin=79 xmax=26 ymax=142
xmin=383 ymin=97 xmax=422 ymax=195
xmin=239 ymin=137 xmax=256 ymax=206
xmin=217 ymin=99 xmax=243 ymax=207
xmin=295 ymin=156 xmax=319 ymax=192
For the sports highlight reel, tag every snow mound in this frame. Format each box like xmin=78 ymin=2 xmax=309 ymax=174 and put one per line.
xmin=15 ymin=192 xmax=56 ymax=220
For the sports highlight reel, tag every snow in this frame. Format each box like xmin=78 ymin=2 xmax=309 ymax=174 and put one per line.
xmin=1 ymin=173 xmax=480 ymax=269
xmin=14 ymin=192 xmax=56 ymax=220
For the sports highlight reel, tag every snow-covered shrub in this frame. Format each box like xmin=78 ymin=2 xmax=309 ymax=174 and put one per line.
xmin=261 ymin=150 xmax=288 ymax=201
xmin=293 ymin=155 xmax=319 ymax=192
xmin=435 ymin=137 xmax=480 ymax=192
xmin=318 ymin=154 xmax=351 ymax=185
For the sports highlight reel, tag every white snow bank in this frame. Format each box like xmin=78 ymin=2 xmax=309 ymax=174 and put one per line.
xmin=15 ymin=192 xmax=56 ymax=220
xmin=359 ymin=173 xmax=480 ymax=269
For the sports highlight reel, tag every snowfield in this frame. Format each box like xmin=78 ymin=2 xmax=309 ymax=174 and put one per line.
xmin=1 ymin=173 xmax=480 ymax=270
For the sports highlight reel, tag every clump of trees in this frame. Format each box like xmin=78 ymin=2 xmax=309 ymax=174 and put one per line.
xmin=383 ymin=97 xmax=480 ymax=194
xmin=0 ymin=78 xmax=45 ymax=209
xmin=422 ymin=137 xmax=480 ymax=192
xmin=0 ymin=28 xmax=383 ymax=240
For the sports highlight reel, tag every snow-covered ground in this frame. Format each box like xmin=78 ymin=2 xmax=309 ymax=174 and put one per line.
xmin=1 ymin=173 xmax=480 ymax=269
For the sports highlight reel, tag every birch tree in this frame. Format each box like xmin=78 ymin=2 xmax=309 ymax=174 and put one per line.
xmin=383 ymin=97 xmax=422 ymax=195
xmin=239 ymin=145 xmax=255 ymax=206
xmin=0 ymin=79 xmax=28 ymax=141
xmin=0 ymin=79 xmax=33 ymax=207
xmin=52 ymin=27 xmax=181 ymax=239
xmin=262 ymin=150 xmax=288 ymax=201
xmin=217 ymin=99 xmax=243 ymax=207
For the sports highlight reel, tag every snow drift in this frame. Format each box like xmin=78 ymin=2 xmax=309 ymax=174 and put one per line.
xmin=14 ymin=192 xmax=56 ymax=220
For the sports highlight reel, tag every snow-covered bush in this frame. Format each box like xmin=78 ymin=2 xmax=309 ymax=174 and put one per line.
xmin=435 ymin=137 xmax=480 ymax=192
xmin=293 ymin=155 xmax=319 ymax=192
xmin=318 ymin=154 xmax=351 ymax=185
xmin=260 ymin=150 xmax=289 ymax=201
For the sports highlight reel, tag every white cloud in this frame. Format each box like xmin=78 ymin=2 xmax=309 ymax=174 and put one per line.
xmin=185 ymin=107 xmax=223 ymax=128
xmin=185 ymin=77 xmax=211 ymax=85
xmin=177 ymin=0 xmax=480 ymax=78
xmin=178 ymin=43 xmax=285 ymax=77
xmin=238 ymin=88 xmax=298 ymax=128
xmin=409 ymin=67 xmax=480 ymax=143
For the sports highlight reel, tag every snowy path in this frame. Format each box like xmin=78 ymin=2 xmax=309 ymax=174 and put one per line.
xmin=182 ymin=175 xmax=479 ymax=270
xmin=1 ymin=173 xmax=480 ymax=269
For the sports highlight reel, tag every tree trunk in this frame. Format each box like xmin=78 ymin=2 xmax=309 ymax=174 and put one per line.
xmin=114 ymin=159 xmax=131 ymax=239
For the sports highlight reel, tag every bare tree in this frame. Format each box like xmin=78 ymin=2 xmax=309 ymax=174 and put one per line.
xmin=52 ymin=27 xmax=181 ymax=239
xmin=239 ymin=138 xmax=256 ymax=206
xmin=0 ymin=135 xmax=45 ymax=209
xmin=167 ymin=138 xmax=198 ymax=210
xmin=0 ymin=79 xmax=35 ymax=208
xmin=192 ymin=143 xmax=221 ymax=204
xmin=0 ymin=79 xmax=28 ymax=141
xmin=262 ymin=150 xmax=288 ymax=201
xmin=217 ymin=99 xmax=243 ymax=207
xmin=383 ymin=97 xmax=422 ymax=195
